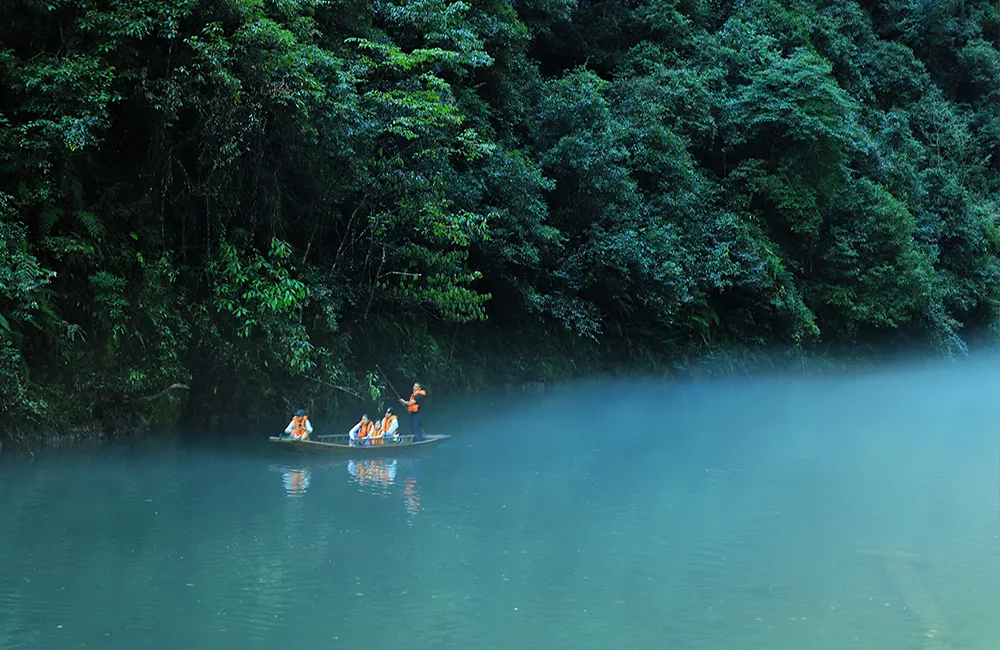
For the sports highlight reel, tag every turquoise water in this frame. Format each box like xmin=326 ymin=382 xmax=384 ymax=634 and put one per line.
xmin=2 ymin=364 xmax=1000 ymax=649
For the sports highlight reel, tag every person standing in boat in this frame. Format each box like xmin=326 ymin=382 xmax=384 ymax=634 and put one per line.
xmin=349 ymin=414 xmax=375 ymax=446
xmin=284 ymin=409 xmax=312 ymax=440
xmin=378 ymin=407 xmax=400 ymax=443
xmin=399 ymin=383 xmax=426 ymax=442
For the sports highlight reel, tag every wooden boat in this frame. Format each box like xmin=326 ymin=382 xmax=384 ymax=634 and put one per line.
xmin=269 ymin=432 xmax=450 ymax=454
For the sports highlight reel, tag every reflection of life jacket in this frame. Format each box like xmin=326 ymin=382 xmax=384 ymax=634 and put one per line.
xmin=352 ymin=460 xmax=395 ymax=486
xmin=357 ymin=420 xmax=374 ymax=438
xmin=407 ymin=390 xmax=426 ymax=413
xmin=405 ymin=477 xmax=420 ymax=520
xmin=366 ymin=461 xmax=389 ymax=483
xmin=283 ymin=469 xmax=310 ymax=497
xmin=293 ymin=415 xmax=309 ymax=438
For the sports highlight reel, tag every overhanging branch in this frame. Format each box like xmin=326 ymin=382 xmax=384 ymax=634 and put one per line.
xmin=136 ymin=383 xmax=190 ymax=403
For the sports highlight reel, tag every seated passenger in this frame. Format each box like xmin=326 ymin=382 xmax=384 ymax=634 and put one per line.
xmin=284 ymin=409 xmax=312 ymax=440
xmin=369 ymin=420 xmax=385 ymax=445
xmin=379 ymin=408 xmax=400 ymax=442
xmin=349 ymin=414 xmax=375 ymax=446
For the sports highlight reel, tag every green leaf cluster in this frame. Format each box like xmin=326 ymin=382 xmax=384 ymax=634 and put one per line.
xmin=2 ymin=0 xmax=1000 ymax=442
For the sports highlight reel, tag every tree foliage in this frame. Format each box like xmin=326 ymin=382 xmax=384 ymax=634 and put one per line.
xmin=2 ymin=0 xmax=999 ymax=442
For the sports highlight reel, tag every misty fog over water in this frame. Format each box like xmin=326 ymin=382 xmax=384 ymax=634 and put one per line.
xmin=2 ymin=356 xmax=999 ymax=649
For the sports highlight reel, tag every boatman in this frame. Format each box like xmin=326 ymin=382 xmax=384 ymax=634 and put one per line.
xmin=399 ymin=382 xmax=426 ymax=442
xmin=284 ymin=409 xmax=313 ymax=440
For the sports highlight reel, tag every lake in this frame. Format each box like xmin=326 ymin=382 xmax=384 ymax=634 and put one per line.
xmin=2 ymin=360 xmax=1000 ymax=649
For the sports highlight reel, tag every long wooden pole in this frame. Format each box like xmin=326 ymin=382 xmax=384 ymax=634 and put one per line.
xmin=375 ymin=364 xmax=404 ymax=401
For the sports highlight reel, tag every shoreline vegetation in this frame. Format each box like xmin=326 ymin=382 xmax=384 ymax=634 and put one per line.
xmin=2 ymin=1 xmax=999 ymax=450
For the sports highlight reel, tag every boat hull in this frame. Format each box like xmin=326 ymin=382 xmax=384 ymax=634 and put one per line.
xmin=269 ymin=433 xmax=450 ymax=454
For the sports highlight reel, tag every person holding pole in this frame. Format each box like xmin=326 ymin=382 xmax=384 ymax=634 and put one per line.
xmin=399 ymin=382 xmax=426 ymax=442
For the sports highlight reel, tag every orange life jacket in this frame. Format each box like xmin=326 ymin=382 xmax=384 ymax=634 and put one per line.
xmin=380 ymin=414 xmax=398 ymax=434
xmin=357 ymin=420 xmax=374 ymax=438
xmin=370 ymin=420 xmax=386 ymax=445
xmin=293 ymin=415 xmax=309 ymax=438
xmin=407 ymin=389 xmax=426 ymax=413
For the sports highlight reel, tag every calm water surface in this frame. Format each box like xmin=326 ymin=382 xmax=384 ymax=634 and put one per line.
xmin=2 ymin=362 xmax=1000 ymax=649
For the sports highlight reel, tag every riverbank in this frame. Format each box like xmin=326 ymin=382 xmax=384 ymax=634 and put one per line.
xmin=2 ymin=325 xmax=975 ymax=453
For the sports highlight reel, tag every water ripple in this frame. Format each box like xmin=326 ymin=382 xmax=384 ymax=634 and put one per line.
xmin=3 ymin=376 xmax=1000 ymax=648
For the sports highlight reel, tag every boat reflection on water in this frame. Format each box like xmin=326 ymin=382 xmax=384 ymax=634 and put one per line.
xmin=268 ymin=457 xmax=421 ymax=522
xmin=344 ymin=457 xmax=421 ymax=525
xmin=282 ymin=467 xmax=311 ymax=497
xmin=347 ymin=458 xmax=398 ymax=494
xmin=404 ymin=476 xmax=420 ymax=526
xmin=268 ymin=465 xmax=313 ymax=498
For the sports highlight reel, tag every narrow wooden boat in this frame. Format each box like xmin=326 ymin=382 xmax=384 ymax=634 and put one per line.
xmin=269 ymin=432 xmax=450 ymax=454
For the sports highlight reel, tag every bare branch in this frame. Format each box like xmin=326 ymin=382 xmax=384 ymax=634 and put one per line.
xmin=136 ymin=383 xmax=190 ymax=403
xmin=296 ymin=374 xmax=366 ymax=400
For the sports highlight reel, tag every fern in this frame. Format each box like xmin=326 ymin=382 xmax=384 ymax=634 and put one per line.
xmin=38 ymin=206 xmax=63 ymax=235
xmin=40 ymin=207 xmax=104 ymax=239
xmin=74 ymin=211 xmax=105 ymax=240
xmin=13 ymin=256 xmax=44 ymax=291
xmin=65 ymin=323 xmax=85 ymax=342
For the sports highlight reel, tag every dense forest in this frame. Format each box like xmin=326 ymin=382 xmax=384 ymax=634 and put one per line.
xmin=2 ymin=0 xmax=999 ymax=445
